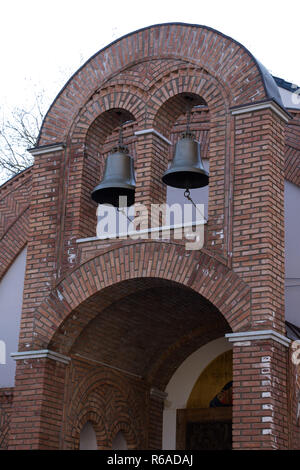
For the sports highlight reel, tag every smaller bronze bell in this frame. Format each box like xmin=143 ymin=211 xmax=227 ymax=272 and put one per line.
xmin=91 ymin=146 xmax=136 ymax=207
xmin=162 ymin=133 xmax=209 ymax=189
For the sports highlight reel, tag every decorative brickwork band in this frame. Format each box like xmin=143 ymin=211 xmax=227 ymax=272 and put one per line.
xmin=225 ymin=330 xmax=291 ymax=348
xmin=11 ymin=349 xmax=71 ymax=365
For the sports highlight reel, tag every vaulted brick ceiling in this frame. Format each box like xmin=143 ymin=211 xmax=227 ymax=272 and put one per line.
xmin=68 ymin=279 xmax=230 ymax=387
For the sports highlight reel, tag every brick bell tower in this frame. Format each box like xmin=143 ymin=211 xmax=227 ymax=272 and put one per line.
xmin=4 ymin=23 xmax=297 ymax=450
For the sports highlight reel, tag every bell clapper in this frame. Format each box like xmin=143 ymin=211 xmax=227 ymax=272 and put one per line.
xmin=184 ymin=188 xmax=207 ymax=223
xmin=117 ymin=206 xmax=132 ymax=223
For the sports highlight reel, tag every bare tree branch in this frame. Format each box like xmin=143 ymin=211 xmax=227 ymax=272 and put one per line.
xmin=0 ymin=92 xmax=46 ymax=183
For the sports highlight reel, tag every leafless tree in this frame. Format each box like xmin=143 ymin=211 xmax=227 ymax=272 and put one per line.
xmin=0 ymin=92 xmax=46 ymax=183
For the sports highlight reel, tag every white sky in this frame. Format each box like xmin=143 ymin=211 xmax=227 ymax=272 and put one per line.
xmin=0 ymin=0 xmax=299 ymax=113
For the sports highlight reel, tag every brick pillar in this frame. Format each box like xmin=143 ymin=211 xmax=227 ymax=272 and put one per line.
xmin=148 ymin=388 xmax=167 ymax=450
xmin=227 ymin=331 xmax=290 ymax=449
xmin=8 ymin=351 xmax=70 ymax=450
xmin=134 ymin=129 xmax=171 ymax=210
xmin=231 ymin=104 xmax=287 ymax=333
xmin=21 ymin=144 xmax=65 ymax=351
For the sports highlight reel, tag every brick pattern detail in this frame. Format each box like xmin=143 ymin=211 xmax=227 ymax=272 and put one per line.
xmin=0 ymin=168 xmax=32 ymax=279
xmin=62 ymin=359 xmax=147 ymax=449
xmin=284 ymin=112 xmax=300 ymax=187
xmin=0 ymin=388 xmax=13 ymax=450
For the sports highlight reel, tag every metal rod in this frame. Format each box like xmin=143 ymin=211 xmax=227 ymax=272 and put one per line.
xmin=184 ymin=188 xmax=207 ymax=222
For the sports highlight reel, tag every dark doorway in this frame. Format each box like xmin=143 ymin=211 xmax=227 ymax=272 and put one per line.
xmin=177 ymin=408 xmax=232 ymax=450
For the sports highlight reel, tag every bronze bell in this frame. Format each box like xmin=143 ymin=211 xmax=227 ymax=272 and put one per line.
xmin=91 ymin=146 xmax=136 ymax=207
xmin=162 ymin=133 xmax=209 ymax=189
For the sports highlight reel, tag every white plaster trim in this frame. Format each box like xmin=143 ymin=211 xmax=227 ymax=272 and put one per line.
xmin=28 ymin=144 xmax=65 ymax=156
xmin=225 ymin=330 xmax=291 ymax=348
xmin=11 ymin=349 xmax=71 ymax=365
xmin=76 ymin=219 xmax=206 ymax=243
xmin=231 ymin=101 xmax=290 ymax=123
xmin=134 ymin=128 xmax=172 ymax=145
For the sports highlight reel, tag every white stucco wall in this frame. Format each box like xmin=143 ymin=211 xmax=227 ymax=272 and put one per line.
xmin=0 ymin=247 xmax=27 ymax=387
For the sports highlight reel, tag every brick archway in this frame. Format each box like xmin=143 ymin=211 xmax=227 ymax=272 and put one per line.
xmin=25 ymin=240 xmax=251 ymax=352
xmin=38 ymin=23 xmax=274 ymax=147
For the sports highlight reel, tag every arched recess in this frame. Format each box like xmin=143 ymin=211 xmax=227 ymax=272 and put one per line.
xmin=112 ymin=431 xmax=128 ymax=450
xmin=26 ymin=241 xmax=251 ymax=352
xmin=79 ymin=421 xmax=97 ymax=450
xmin=65 ymin=369 xmax=144 ymax=450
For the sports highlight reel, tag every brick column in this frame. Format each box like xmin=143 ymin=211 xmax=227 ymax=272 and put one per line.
xmin=8 ymin=350 xmax=70 ymax=450
xmin=21 ymin=144 xmax=65 ymax=351
xmin=134 ymin=129 xmax=171 ymax=209
xmin=231 ymin=102 xmax=288 ymax=333
xmin=227 ymin=330 xmax=290 ymax=449
xmin=148 ymin=388 xmax=167 ymax=450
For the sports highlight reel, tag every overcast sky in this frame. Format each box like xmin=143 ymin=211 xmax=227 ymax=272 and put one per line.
xmin=1 ymin=0 xmax=299 ymax=113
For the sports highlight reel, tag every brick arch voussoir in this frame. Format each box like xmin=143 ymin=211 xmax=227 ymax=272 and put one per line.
xmin=68 ymin=402 xmax=107 ymax=450
xmin=109 ymin=415 xmax=139 ymax=450
xmin=67 ymin=85 xmax=147 ymax=146
xmin=38 ymin=23 xmax=267 ymax=146
xmin=150 ymin=72 xmax=228 ymax=135
xmin=33 ymin=242 xmax=251 ymax=351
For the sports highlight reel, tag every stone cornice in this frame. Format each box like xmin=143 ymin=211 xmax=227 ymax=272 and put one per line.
xmin=231 ymin=99 xmax=291 ymax=123
xmin=134 ymin=128 xmax=172 ymax=145
xmin=150 ymin=387 xmax=168 ymax=401
xmin=11 ymin=349 xmax=71 ymax=365
xmin=225 ymin=330 xmax=291 ymax=348
xmin=28 ymin=143 xmax=65 ymax=156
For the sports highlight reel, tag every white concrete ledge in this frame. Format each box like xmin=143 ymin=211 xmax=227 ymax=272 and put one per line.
xmin=28 ymin=143 xmax=65 ymax=156
xmin=225 ymin=330 xmax=291 ymax=348
xmin=134 ymin=128 xmax=172 ymax=145
xmin=76 ymin=219 xmax=206 ymax=243
xmin=150 ymin=387 xmax=168 ymax=401
xmin=11 ymin=349 xmax=71 ymax=365
xmin=231 ymin=100 xmax=290 ymax=123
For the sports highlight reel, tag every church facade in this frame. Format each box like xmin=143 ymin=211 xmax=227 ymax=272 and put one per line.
xmin=1 ymin=23 xmax=300 ymax=450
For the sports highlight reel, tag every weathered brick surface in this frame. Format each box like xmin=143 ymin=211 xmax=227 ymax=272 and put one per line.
xmin=0 ymin=23 xmax=299 ymax=449
xmin=233 ymin=340 xmax=289 ymax=449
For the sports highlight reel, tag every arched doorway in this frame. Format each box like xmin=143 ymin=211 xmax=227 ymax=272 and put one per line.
xmin=163 ymin=337 xmax=232 ymax=450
